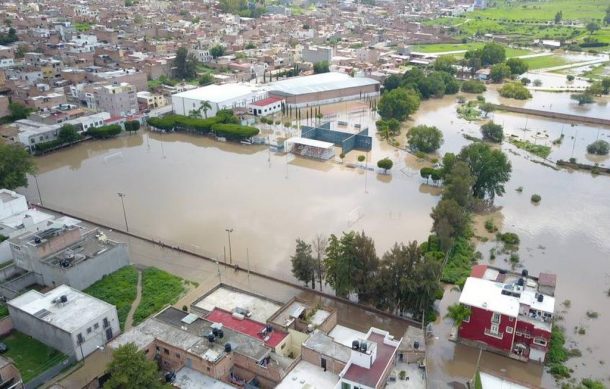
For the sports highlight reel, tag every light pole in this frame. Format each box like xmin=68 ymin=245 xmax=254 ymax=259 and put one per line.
xmin=33 ymin=174 xmax=43 ymax=206
xmin=225 ymin=228 xmax=233 ymax=265
xmin=117 ymin=193 xmax=129 ymax=232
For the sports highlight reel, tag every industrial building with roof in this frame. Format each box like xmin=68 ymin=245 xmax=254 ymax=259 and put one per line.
xmin=171 ymin=83 xmax=267 ymax=117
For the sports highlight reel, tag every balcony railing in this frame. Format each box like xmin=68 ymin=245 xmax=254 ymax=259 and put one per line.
xmin=484 ymin=328 xmax=504 ymax=339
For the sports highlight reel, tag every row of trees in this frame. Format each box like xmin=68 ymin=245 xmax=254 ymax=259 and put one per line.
xmin=290 ymin=232 xmax=442 ymax=318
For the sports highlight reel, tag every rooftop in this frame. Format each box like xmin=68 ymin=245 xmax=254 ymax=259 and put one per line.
xmin=193 ymin=285 xmax=282 ymax=323
xmin=459 ymin=277 xmax=521 ymax=318
xmin=303 ymin=330 xmax=351 ymax=363
xmin=342 ymin=331 xmax=400 ymax=388
xmin=43 ymin=230 xmax=119 ymax=269
xmin=205 ymin=308 xmax=288 ymax=348
xmin=251 ymin=96 xmax=283 ymax=107
xmin=329 ymin=325 xmax=367 ymax=348
xmin=276 ymin=360 xmax=338 ymax=389
xmin=286 ymin=137 xmax=335 ymax=149
xmin=173 ymin=83 xmax=262 ymax=104
xmin=8 ymin=284 xmax=115 ymax=333
xmin=174 ymin=367 xmax=235 ymax=389
xmin=267 ymin=72 xmax=379 ymax=96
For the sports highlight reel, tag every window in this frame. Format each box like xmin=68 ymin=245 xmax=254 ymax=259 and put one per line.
xmin=94 ymin=323 xmax=99 ymax=330
xmin=463 ymin=315 xmax=470 ymax=323
xmin=87 ymin=327 xmax=92 ymax=334
xmin=103 ymin=318 xmax=109 ymax=328
xmin=77 ymin=333 xmax=84 ymax=344
xmin=176 ymin=353 xmax=181 ymax=359
xmin=490 ymin=323 xmax=500 ymax=335
xmin=516 ymin=331 xmax=523 ymax=336
xmin=525 ymin=334 xmax=531 ymax=339
xmin=533 ymin=338 xmax=547 ymax=346
xmin=492 ymin=312 xmax=501 ymax=323
xmin=506 ymin=326 xmax=513 ymax=334
xmin=164 ymin=348 xmax=169 ymax=355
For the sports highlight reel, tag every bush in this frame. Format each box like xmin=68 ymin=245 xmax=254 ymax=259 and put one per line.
xmin=531 ymin=194 xmax=541 ymax=203
xmin=499 ymin=82 xmax=532 ymax=100
xmin=87 ymin=124 xmax=122 ymax=139
xmin=357 ymin=155 xmax=365 ymax=162
xmin=377 ymin=157 xmax=393 ymax=172
xmin=481 ymin=121 xmax=503 ymax=143
xmin=461 ymin=80 xmax=487 ymax=94
xmin=586 ymin=140 xmax=609 ymax=155
xmin=407 ymin=125 xmax=443 ymax=153
xmin=498 ymin=232 xmax=520 ymax=245
xmin=211 ymin=123 xmax=259 ymax=140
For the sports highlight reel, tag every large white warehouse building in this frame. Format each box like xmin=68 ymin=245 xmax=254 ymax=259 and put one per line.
xmin=171 ymin=83 xmax=267 ymax=117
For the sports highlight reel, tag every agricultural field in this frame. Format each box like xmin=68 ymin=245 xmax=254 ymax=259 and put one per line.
xmin=522 ymin=54 xmax=569 ymax=69
xmin=468 ymin=0 xmax=608 ymax=22
xmin=411 ymin=43 xmax=532 ymax=58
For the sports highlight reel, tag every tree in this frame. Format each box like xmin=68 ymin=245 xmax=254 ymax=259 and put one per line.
xmin=461 ymin=80 xmax=486 ymax=94
xmin=7 ymin=102 xmax=32 ymax=121
xmin=605 ymin=5 xmax=610 ymax=25
xmin=458 ymin=143 xmax=512 ymax=200
xmin=173 ymin=47 xmax=197 ymax=80
xmin=124 ymin=120 xmax=141 ymax=133
xmin=431 ymin=199 xmax=469 ymax=250
xmin=571 ymin=93 xmax=594 ymax=106
xmin=198 ymin=73 xmax=214 ymax=86
xmin=481 ymin=121 xmax=503 ymax=143
xmin=313 ymin=61 xmax=330 ymax=74
xmin=291 ymin=239 xmax=316 ymax=287
xmin=383 ymin=74 xmax=401 ymax=92
xmin=566 ymin=74 xmax=575 ymax=82
xmin=446 ymin=303 xmax=471 ymax=327
xmin=378 ymin=87 xmax=420 ymax=121
xmin=377 ymin=157 xmax=393 ymax=173
xmin=480 ymin=43 xmax=506 ymax=66
xmin=601 ymin=78 xmax=610 ymax=94
xmin=104 ymin=343 xmax=167 ymax=389
xmin=442 ymin=161 xmax=474 ymax=209
xmin=351 ymin=231 xmax=379 ymax=302
xmin=505 ymin=58 xmax=528 ymax=75
xmin=407 ymin=125 xmax=443 ymax=153
xmin=499 ymin=82 xmax=532 ymax=100
xmin=312 ymin=234 xmax=327 ymax=291
xmin=479 ymin=102 xmax=495 ymax=118
xmin=587 ymin=140 xmax=609 ymax=155
xmin=0 ymin=143 xmax=37 ymax=189
xmin=57 ymin=124 xmax=80 ymax=144
xmin=386 ymin=118 xmax=401 ymax=134
xmin=490 ymin=63 xmax=511 ymax=83
xmin=209 ymin=45 xmax=225 ymax=59
xmin=417 ymin=72 xmax=446 ymax=98
xmin=554 ymin=11 xmax=563 ymax=24
xmin=586 ymin=22 xmax=600 ymax=35
xmin=434 ymin=55 xmax=457 ymax=74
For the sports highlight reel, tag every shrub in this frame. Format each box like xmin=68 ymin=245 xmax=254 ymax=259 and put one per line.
xmin=377 ymin=157 xmax=393 ymax=172
xmin=461 ymin=80 xmax=486 ymax=93
xmin=586 ymin=310 xmax=599 ymax=319
xmin=499 ymin=82 xmax=532 ymax=100
xmin=211 ymin=123 xmax=259 ymax=140
xmin=586 ymin=140 xmax=609 ymax=155
xmin=484 ymin=219 xmax=497 ymax=233
xmin=407 ymin=125 xmax=443 ymax=153
xmin=498 ymin=232 xmax=520 ymax=245
xmin=481 ymin=121 xmax=503 ymax=143
xmin=86 ymin=124 xmax=122 ymax=139
xmin=357 ymin=155 xmax=365 ymax=162
xmin=531 ymin=194 xmax=541 ymax=203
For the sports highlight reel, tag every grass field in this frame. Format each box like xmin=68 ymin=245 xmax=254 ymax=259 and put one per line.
xmin=522 ymin=55 xmax=569 ymax=69
xmin=84 ymin=266 xmax=138 ymax=330
xmin=132 ymin=268 xmax=187 ymax=326
xmin=2 ymin=331 xmax=66 ymax=383
xmin=411 ymin=43 xmax=531 ymax=58
xmin=470 ymin=0 xmax=608 ymax=22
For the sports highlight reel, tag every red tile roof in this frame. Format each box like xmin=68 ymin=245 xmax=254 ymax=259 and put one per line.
xmin=342 ymin=332 xmax=397 ymax=388
xmin=206 ymin=308 xmax=287 ymax=348
xmin=470 ymin=264 xmax=488 ymax=279
xmin=251 ymin=96 xmax=283 ymax=107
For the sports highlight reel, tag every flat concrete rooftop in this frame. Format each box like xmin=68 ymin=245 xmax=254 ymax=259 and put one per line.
xmin=303 ymin=330 xmax=351 ymax=363
xmin=193 ymin=285 xmax=282 ymax=323
xmin=276 ymin=360 xmax=339 ymax=389
xmin=174 ymin=367 xmax=235 ymax=389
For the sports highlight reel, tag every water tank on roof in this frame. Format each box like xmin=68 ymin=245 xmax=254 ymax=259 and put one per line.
xmin=537 ymin=294 xmax=544 ymax=303
xmin=414 ymin=341 xmax=420 ymax=350
xmin=360 ymin=342 xmax=367 ymax=353
xmin=225 ymin=343 xmax=232 ymax=353
xmin=34 ymin=237 xmax=42 ymax=244
xmin=217 ymin=329 xmax=224 ymax=339
xmin=498 ymin=269 xmax=507 ymax=274
xmin=352 ymin=340 xmax=360 ymax=350
xmin=517 ymin=278 xmax=524 ymax=286
xmin=212 ymin=328 xmax=219 ymax=336
xmin=522 ymin=269 xmax=528 ymax=277
xmin=266 ymin=325 xmax=273 ymax=333
xmin=207 ymin=333 xmax=215 ymax=343
xmin=60 ymin=295 xmax=67 ymax=303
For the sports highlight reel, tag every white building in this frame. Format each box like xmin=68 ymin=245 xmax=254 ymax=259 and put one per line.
xmin=171 ymin=83 xmax=267 ymax=117
xmin=7 ymin=284 xmax=120 ymax=361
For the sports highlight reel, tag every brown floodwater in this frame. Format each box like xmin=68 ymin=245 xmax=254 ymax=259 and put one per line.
xmin=19 ymin=92 xmax=610 ymax=387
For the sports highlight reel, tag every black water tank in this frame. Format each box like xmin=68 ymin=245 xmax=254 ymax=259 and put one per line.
xmin=207 ymin=333 xmax=215 ymax=343
xmin=499 ymin=269 xmax=507 ymax=274
xmin=212 ymin=328 xmax=219 ymax=336
xmin=34 ymin=237 xmax=41 ymax=244
xmin=352 ymin=340 xmax=360 ymax=350
xmin=218 ymin=329 xmax=224 ymax=339
xmin=266 ymin=324 xmax=273 ymax=333
xmin=224 ymin=343 xmax=232 ymax=352
xmin=517 ymin=278 xmax=524 ymax=286
xmin=522 ymin=269 xmax=529 ymax=277
xmin=414 ymin=341 xmax=420 ymax=350
xmin=60 ymin=295 xmax=67 ymax=303
xmin=360 ymin=342 xmax=367 ymax=353
xmin=537 ymin=294 xmax=544 ymax=303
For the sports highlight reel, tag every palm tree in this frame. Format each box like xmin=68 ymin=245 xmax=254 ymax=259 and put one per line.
xmin=200 ymin=100 xmax=212 ymax=119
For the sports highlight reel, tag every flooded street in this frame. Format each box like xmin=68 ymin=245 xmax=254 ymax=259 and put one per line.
xmin=19 ymin=91 xmax=610 ymax=387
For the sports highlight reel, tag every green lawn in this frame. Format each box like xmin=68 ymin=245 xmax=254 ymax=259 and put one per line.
xmin=505 ymin=47 xmax=532 ymax=58
xmin=410 ymin=42 xmax=485 ymax=53
xmin=132 ymin=268 xmax=187 ymax=326
xmin=470 ymin=0 xmax=608 ymax=22
xmin=84 ymin=266 xmax=138 ymax=330
xmin=2 ymin=331 xmax=66 ymax=383
xmin=522 ymin=55 xmax=569 ymax=70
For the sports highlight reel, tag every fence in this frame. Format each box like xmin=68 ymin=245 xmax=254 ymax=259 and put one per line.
xmin=25 ymin=355 xmax=74 ymax=389
xmin=301 ymin=122 xmax=372 ymax=154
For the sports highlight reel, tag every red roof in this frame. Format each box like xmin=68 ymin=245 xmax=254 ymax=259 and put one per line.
xmin=251 ymin=96 xmax=283 ymax=107
xmin=470 ymin=264 xmax=488 ymax=279
xmin=343 ymin=332 xmax=397 ymax=388
xmin=206 ymin=308 xmax=288 ymax=348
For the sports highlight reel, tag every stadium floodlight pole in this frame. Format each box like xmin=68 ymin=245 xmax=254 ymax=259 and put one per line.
xmin=33 ymin=174 xmax=43 ymax=206
xmin=117 ymin=192 xmax=129 ymax=232
xmin=225 ymin=228 xmax=234 ymax=265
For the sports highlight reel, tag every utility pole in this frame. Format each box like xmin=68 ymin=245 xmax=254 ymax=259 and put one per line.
xmin=246 ymin=248 xmax=250 ymax=278
xmin=117 ymin=193 xmax=129 ymax=232
xmin=225 ymin=228 xmax=233 ymax=265
xmin=33 ymin=174 xmax=43 ymax=206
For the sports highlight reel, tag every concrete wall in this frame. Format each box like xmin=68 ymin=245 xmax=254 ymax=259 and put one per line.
xmin=71 ymin=306 xmax=120 ymax=361
xmin=40 ymin=244 xmax=129 ymax=290
xmin=0 ymin=272 xmax=41 ymax=300
xmin=0 ymin=263 xmax=22 ymax=282
xmin=271 ymin=84 xmax=379 ymax=108
xmin=0 ymin=316 xmax=13 ymax=336
xmin=301 ymin=344 xmax=346 ymax=375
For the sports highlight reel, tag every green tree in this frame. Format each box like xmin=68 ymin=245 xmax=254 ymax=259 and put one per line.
xmin=442 ymin=161 xmax=474 ymax=209
xmin=554 ymin=11 xmax=562 ymax=24
xmin=104 ymin=342 xmax=167 ymax=389
xmin=480 ymin=43 xmax=506 ymax=66
xmin=407 ymin=125 xmax=443 ymax=153
xmin=481 ymin=121 xmax=503 ymax=143
xmin=383 ymin=74 xmax=401 ymax=92
xmin=313 ymin=61 xmax=330 ymax=74
xmin=434 ymin=55 xmax=457 ymax=75
xmin=124 ymin=120 xmax=141 ymax=133
xmin=461 ymin=80 xmax=486 ymax=94
xmin=458 ymin=142 xmax=512 ymax=200
xmin=57 ymin=124 xmax=80 ymax=144
xmin=431 ymin=199 xmax=469 ymax=250
xmin=209 ymin=45 xmax=225 ymax=59
xmin=0 ymin=143 xmax=37 ymax=189
xmin=506 ymin=58 xmax=528 ymax=75
xmin=446 ymin=303 xmax=471 ymax=327
xmin=378 ymin=87 xmax=420 ymax=121
xmin=7 ymin=102 xmax=32 ymax=121
xmin=499 ymin=82 xmax=532 ymax=100
xmin=291 ymin=239 xmax=316 ymax=287
xmin=566 ymin=74 xmax=575 ymax=82
xmin=601 ymin=78 xmax=610 ymax=94
xmin=479 ymin=102 xmax=495 ymax=118
xmin=417 ymin=72 xmax=446 ymax=98
xmin=377 ymin=157 xmax=393 ymax=172
xmin=587 ymin=140 xmax=609 ymax=155
xmin=571 ymin=93 xmax=594 ymax=106
xmin=490 ymin=63 xmax=511 ymax=83
xmin=173 ymin=47 xmax=197 ymax=80
xmin=198 ymin=73 xmax=214 ymax=86
xmin=586 ymin=22 xmax=600 ymax=35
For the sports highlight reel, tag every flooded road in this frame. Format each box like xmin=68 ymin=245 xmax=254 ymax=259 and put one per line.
xmin=20 ymin=91 xmax=610 ymax=387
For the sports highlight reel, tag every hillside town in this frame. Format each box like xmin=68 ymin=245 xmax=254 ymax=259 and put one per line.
xmin=0 ymin=0 xmax=609 ymax=388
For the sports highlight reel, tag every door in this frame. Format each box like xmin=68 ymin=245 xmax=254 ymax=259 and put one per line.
xmin=321 ymin=357 xmax=327 ymax=371
xmin=105 ymin=327 xmax=113 ymax=341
